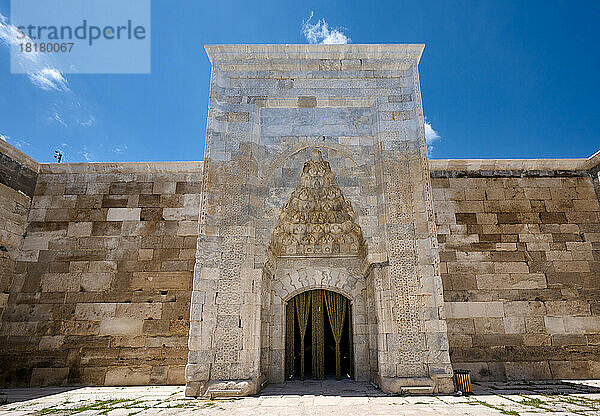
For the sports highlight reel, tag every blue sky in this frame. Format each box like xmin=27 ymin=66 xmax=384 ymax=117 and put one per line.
xmin=0 ymin=0 xmax=598 ymax=163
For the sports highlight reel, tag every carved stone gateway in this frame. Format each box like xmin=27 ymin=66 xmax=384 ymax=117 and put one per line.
xmin=269 ymin=149 xmax=366 ymax=258
xmin=186 ymin=44 xmax=453 ymax=397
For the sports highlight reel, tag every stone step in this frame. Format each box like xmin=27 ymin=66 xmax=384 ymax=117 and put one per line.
xmin=400 ymin=385 xmax=435 ymax=395
xmin=206 ymin=388 xmax=244 ymax=399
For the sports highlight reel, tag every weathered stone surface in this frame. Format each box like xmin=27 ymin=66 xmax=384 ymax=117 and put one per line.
xmin=187 ymin=44 xmax=452 ymax=396
xmin=433 ymin=161 xmax=600 ymax=381
xmin=0 ymin=161 xmax=202 ymax=387
xmin=0 ymin=181 xmax=31 ymax=322
xmin=0 ymin=44 xmax=599 ymax=391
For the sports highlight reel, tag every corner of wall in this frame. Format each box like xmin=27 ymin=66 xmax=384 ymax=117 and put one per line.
xmin=586 ymin=149 xmax=600 ymax=204
xmin=0 ymin=140 xmax=39 ymax=322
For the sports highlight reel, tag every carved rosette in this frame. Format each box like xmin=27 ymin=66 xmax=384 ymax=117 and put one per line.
xmin=269 ymin=149 xmax=366 ymax=258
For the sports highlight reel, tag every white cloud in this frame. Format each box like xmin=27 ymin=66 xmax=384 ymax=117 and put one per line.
xmin=0 ymin=12 xmax=69 ymax=91
xmin=30 ymin=67 xmax=69 ymax=92
xmin=302 ymin=12 xmax=351 ymax=45
xmin=424 ymin=118 xmax=441 ymax=157
xmin=79 ymin=115 xmax=96 ymax=127
xmin=113 ymin=144 xmax=128 ymax=154
xmin=80 ymin=145 xmax=94 ymax=162
xmin=1 ymin=14 xmax=96 ymax=143
xmin=0 ymin=132 xmax=31 ymax=149
xmin=425 ymin=119 xmax=441 ymax=144
xmin=51 ymin=112 xmax=68 ymax=127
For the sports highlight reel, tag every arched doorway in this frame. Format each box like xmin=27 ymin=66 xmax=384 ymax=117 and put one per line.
xmin=285 ymin=289 xmax=353 ymax=381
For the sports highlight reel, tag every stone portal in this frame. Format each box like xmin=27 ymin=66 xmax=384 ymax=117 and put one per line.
xmin=185 ymin=44 xmax=454 ymax=397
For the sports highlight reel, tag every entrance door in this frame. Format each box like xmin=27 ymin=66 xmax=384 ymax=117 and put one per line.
xmin=285 ymin=289 xmax=353 ymax=381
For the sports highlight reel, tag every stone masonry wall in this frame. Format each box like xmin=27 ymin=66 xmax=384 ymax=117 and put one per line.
xmin=0 ymin=140 xmax=38 ymax=323
xmin=432 ymin=162 xmax=600 ymax=381
xmin=0 ymin=161 xmax=202 ymax=387
xmin=0 ymin=184 xmax=31 ymax=321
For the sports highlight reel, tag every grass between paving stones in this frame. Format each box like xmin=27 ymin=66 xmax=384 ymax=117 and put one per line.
xmin=36 ymin=399 xmax=132 ymax=415
xmin=518 ymin=397 xmax=543 ymax=408
xmin=495 ymin=394 xmax=553 ymax=412
xmin=517 ymin=396 xmax=557 ymax=412
xmin=517 ymin=396 xmax=557 ymax=413
xmin=34 ymin=397 xmax=222 ymax=416
xmin=159 ymin=401 xmax=214 ymax=409
xmin=542 ymin=393 xmax=600 ymax=411
xmin=492 ymin=390 xmax=600 ymax=414
xmin=469 ymin=398 xmax=520 ymax=415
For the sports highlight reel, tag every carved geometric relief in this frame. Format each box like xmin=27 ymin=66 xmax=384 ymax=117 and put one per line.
xmin=269 ymin=149 xmax=366 ymax=258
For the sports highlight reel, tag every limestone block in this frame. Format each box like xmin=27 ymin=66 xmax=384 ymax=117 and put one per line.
xmin=74 ymin=303 xmax=117 ymax=320
xmin=132 ymin=272 xmax=190 ymax=290
xmin=549 ymin=361 xmax=595 ymax=379
xmin=553 ymin=260 xmax=590 ymax=273
xmin=505 ymin=362 xmax=551 ymax=380
xmin=153 ymin=181 xmax=177 ymax=194
xmin=77 ymin=273 xmax=110 ymax=292
xmin=111 ymin=336 xmax=145 ymax=347
xmin=99 ymin=318 xmax=143 ymax=335
xmin=504 ymin=301 xmax=546 ymax=317
xmin=523 ymin=333 xmax=551 ymax=346
xmin=503 ymin=317 xmax=526 ymax=334
xmin=447 ymin=318 xmax=475 ymax=335
xmin=88 ymin=261 xmax=117 ymax=273
xmin=178 ymin=221 xmax=199 ymax=236
xmin=67 ymin=222 xmax=93 ymax=237
xmin=526 ymin=242 xmax=550 ymax=251
xmin=426 ymin=332 xmax=449 ymax=351
xmin=138 ymin=248 xmax=153 ymax=260
xmin=22 ymin=236 xmax=50 ymax=250
xmin=146 ymin=335 xmax=188 ymax=348
xmin=115 ymin=303 xmax=162 ymax=320
xmin=493 ymin=262 xmax=529 ymax=274
xmin=61 ymin=320 xmax=100 ymax=335
xmin=551 ymin=334 xmax=587 ymax=346
xmin=544 ymin=316 xmax=566 ymax=334
xmin=30 ymin=367 xmax=69 ymax=386
xmin=564 ymin=316 xmax=600 ymax=333
xmin=167 ymin=365 xmax=186 ymax=384
xmin=106 ymin=207 xmax=141 ymax=221
xmin=466 ymin=302 xmax=504 ymax=318
xmin=471 ymin=334 xmax=523 ymax=347
xmin=105 ymin=366 xmax=151 ymax=386
xmin=474 ymin=318 xmax=505 ymax=334
xmin=545 ymin=300 xmax=591 ymax=316
xmin=476 ymin=273 xmax=546 ymax=290
xmin=38 ymin=335 xmax=65 ymax=350
xmin=41 ymin=273 xmax=80 ymax=292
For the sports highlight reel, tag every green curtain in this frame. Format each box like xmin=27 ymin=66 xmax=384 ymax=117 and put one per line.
xmin=311 ymin=290 xmax=325 ymax=380
xmin=295 ymin=291 xmax=311 ymax=380
xmin=285 ymin=298 xmax=295 ymax=380
xmin=324 ymin=291 xmax=348 ymax=380
xmin=348 ymin=306 xmax=354 ymax=379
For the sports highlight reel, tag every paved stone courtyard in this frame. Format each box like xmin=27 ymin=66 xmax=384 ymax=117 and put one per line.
xmin=2 ymin=380 xmax=600 ymax=415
